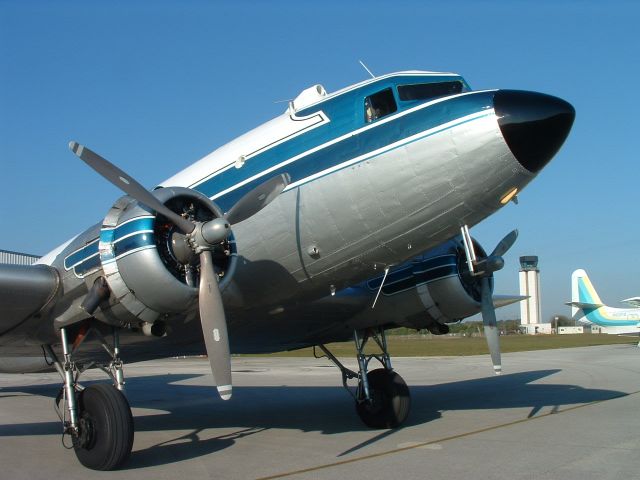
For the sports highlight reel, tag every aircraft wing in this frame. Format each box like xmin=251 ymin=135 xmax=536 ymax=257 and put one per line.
xmin=493 ymin=295 xmax=527 ymax=308
xmin=621 ymin=297 xmax=640 ymax=308
xmin=0 ymin=264 xmax=59 ymax=335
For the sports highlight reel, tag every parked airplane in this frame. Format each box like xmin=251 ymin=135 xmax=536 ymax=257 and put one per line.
xmin=568 ymin=269 xmax=640 ymax=336
xmin=0 ymin=70 xmax=574 ymax=470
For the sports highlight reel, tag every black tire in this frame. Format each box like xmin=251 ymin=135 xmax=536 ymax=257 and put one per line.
xmin=355 ymin=368 xmax=411 ymax=428
xmin=73 ymin=384 xmax=134 ymax=471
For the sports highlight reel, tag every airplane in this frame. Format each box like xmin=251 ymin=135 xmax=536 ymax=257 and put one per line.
xmin=0 ymin=70 xmax=574 ymax=470
xmin=567 ymin=269 xmax=640 ymax=337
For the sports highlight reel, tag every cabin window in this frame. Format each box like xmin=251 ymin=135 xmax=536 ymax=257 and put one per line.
xmin=397 ymin=81 xmax=464 ymax=102
xmin=364 ymin=88 xmax=397 ymax=123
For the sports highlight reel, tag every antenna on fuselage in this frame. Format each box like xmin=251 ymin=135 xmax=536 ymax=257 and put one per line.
xmin=359 ymin=60 xmax=376 ymax=79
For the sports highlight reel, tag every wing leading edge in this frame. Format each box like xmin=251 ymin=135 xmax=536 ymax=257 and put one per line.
xmin=0 ymin=263 xmax=59 ymax=335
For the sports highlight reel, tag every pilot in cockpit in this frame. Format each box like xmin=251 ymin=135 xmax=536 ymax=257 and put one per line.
xmin=365 ymin=97 xmax=376 ymax=123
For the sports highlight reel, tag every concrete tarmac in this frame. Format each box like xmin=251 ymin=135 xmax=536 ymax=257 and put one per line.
xmin=1 ymin=344 xmax=639 ymax=480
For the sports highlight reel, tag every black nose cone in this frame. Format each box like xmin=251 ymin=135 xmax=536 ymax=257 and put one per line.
xmin=494 ymin=90 xmax=575 ymax=173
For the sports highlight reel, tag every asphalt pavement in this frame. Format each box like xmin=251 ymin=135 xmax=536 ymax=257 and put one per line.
xmin=1 ymin=344 xmax=638 ymax=480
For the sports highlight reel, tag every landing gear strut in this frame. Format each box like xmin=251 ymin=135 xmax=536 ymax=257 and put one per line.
xmin=44 ymin=325 xmax=134 ymax=470
xmin=317 ymin=327 xmax=410 ymax=428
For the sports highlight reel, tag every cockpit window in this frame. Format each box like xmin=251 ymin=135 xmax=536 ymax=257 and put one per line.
xmin=364 ymin=88 xmax=397 ymax=123
xmin=397 ymin=81 xmax=464 ymax=102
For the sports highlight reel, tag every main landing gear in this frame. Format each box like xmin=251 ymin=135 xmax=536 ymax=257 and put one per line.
xmin=43 ymin=326 xmax=134 ymax=471
xmin=317 ymin=327 xmax=410 ymax=428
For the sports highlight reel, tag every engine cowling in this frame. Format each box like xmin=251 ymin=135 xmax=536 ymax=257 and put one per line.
xmin=84 ymin=187 xmax=236 ymax=327
xmin=367 ymin=236 xmax=493 ymax=330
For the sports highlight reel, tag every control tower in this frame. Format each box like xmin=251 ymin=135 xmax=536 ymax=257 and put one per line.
xmin=519 ymin=256 xmax=542 ymax=325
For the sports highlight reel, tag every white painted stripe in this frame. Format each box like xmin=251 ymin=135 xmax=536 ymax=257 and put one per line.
xmin=189 ymin=112 xmax=330 ymax=190
xmin=64 ymin=238 xmax=100 ymax=266
xmin=380 ymin=274 xmax=459 ymax=297
xmin=285 ymin=110 xmax=493 ymax=190
xmin=101 ymin=215 xmax=155 ymax=231
xmin=65 ymin=215 xmax=156 ymax=265
xmin=217 ymin=385 xmax=232 ymax=400
xmin=113 ymin=245 xmax=156 ymax=261
xmin=209 ymin=93 xmax=495 ymax=201
xmin=72 ymin=265 xmax=102 ymax=279
xmin=112 ymin=230 xmax=154 ymax=244
xmin=315 ymin=71 xmax=466 ymax=109
xmin=65 ymin=251 xmax=100 ymax=270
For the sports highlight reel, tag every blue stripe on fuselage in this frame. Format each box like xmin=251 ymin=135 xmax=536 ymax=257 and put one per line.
xmin=64 ymin=216 xmax=157 ymax=276
xmin=73 ymin=253 xmax=102 ymax=277
xmin=64 ymin=238 xmax=100 ymax=270
xmin=193 ymin=90 xmax=495 ymax=211
xmin=366 ymin=254 xmax=458 ymax=296
xmin=113 ymin=216 xmax=154 ymax=240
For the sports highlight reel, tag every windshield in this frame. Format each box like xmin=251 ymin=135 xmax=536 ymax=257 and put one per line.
xmin=397 ymin=81 xmax=464 ymax=102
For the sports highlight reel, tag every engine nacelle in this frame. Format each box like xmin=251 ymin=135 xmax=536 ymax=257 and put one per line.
xmin=62 ymin=187 xmax=236 ymax=327
xmin=366 ymin=236 xmax=492 ymax=330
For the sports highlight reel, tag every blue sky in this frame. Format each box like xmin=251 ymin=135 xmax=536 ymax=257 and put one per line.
xmin=1 ymin=0 xmax=638 ymax=322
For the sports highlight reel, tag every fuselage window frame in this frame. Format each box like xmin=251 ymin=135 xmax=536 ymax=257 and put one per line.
xmin=364 ymin=88 xmax=398 ymax=123
xmin=397 ymin=81 xmax=464 ymax=103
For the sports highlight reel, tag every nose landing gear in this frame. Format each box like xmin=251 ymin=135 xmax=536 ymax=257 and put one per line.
xmin=73 ymin=383 xmax=134 ymax=470
xmin=355 ymin=368 xmax=410 ymax=428
xmin=44 ymin=325 xmax=134 ymax=470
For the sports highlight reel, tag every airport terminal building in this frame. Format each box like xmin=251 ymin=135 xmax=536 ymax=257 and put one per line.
xmin=0 ymin=249 xmax=40 ymax=266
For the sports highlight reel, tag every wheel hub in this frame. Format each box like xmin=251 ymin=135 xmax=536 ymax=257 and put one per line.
xmin=74 ymin=414 xmax=95 ymax=450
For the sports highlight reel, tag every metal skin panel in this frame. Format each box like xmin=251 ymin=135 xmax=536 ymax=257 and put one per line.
xmin=163 ymin=108 xmax=330 ymax=195
xmin=0 ymin=356 xmax=54 ymax=373
xmin=48 ymin=225 xmax=102 ymax=330
xmin=426 ymin=277 xmax=481 ymax=320
xmin=115 ymin=249 xmax=197 ymax=315
xmin=98 ymin=195 xmax=162 ymax=324
xmin=227 ymin=109 xmax=524 ymax=313
xmin=161 ymin=73 xmax=467 ymax=192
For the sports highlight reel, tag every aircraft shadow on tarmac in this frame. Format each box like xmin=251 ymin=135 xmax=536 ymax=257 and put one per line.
xmin=0 ymin=369 xmax=627 ymax=468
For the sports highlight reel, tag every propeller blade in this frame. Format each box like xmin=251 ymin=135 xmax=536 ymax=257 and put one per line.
xmin=480 ymin=276 xmax=501 ymax=375
xmin=490 ymin=229 xmax=518 ymax=258
xmin=473 ymin=255 xmax=504 ymax=276
xmin=225 ymin=173 xmax=291 ymax=225
xmin=69 ymin=141 xmax=195 ymax=234
xmin=198 ymin=250 xmax=232 ymax=400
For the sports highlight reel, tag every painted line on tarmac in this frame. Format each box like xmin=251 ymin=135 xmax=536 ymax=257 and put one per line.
xmin=256 ymin=390 xmax=640 ymax=480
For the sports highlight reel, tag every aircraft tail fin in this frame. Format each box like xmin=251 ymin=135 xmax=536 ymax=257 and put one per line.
xmin=568 ymin=269 xmax=605 ymax=319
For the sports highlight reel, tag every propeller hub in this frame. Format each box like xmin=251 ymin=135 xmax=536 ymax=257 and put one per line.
xmin=475 ymin=255 xmax=505 ymax=276
xmin=187 ymin=217 xmax=231 ymax=254
xmin=201 ymin=218 xmax=231 ymax=245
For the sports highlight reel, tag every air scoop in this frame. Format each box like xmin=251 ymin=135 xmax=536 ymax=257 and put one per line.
xmin=494 ymin=90 xmax=575 ymax=173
